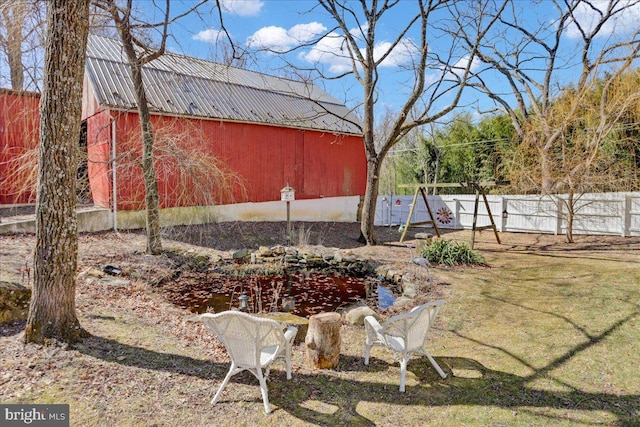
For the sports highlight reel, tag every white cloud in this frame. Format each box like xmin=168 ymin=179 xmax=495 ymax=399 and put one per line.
xmin=300 ymin=32 xmax=353 ymax=73
xmin=565 ymin=0 xmax=640 ymax=39
xmin=219 ymin=0 xmax=264 ymax=17
xmin=300 ymin=31 xmax=417 ymax=74
xmin=376 ymin=39 xmax=418 ymax=67
xmin=246 ymin=26 xmax=290 ymax=51
xmin=450 ymin=55 xmax=480 ymax=78
xmin=246 ymin=22 xmax=327 ymax=52
xmin=247 ymin=21 xmax=417 ymax=74
xmin=289 ymin=22 xmax=327 ymax=42
xmin=193 ymin=28 xmax=226 ymax=43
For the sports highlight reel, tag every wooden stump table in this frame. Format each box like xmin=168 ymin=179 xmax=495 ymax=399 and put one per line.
xmin=305 ymin=312 xmax=341 ymax=369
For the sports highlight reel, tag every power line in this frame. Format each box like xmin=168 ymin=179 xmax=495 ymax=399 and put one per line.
xmin=388 ymin=137 xmax=510 ymax=156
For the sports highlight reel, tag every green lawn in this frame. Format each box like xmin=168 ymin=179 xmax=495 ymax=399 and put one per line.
xmin=426 ymin=243 xmax=640 ymax=426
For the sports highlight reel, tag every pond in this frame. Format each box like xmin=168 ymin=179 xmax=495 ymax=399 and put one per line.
xmin=163 ymin=270 xmax=397 ymax=317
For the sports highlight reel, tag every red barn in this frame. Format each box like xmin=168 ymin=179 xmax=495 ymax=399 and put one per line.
xmin=82 ymin=35 xmax=366 ymax=219
xmin=0 ymin=89 xmax=39 ymax=205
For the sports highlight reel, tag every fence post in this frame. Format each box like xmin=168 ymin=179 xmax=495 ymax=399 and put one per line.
xmin=454 ymin=198 xmax=460 ymax=229
xmin=623 ymin=195 xmax=631 ymax=237
xmin=501 ymin=196 xmax=508 ymax=232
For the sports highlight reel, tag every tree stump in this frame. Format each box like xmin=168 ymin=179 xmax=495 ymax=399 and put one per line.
xmin=305 ymin=312 xmax=341 ymax=369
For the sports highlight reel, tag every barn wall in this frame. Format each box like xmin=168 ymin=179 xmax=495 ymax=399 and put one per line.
xmin=0 ymin=90 xmax=40 ymax=204
xmin=104 ymin=111 xmax=366 ymax=211
xmin=85 ymin=109 xmax=113 ymax=208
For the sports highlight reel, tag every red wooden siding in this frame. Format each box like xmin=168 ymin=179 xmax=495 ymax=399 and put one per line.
xmin=86 ymin=110 xmax=366 ymax=211
xmin=85 ymin=110 xmax=113 ymax=208
xmin=0 ymin=90 xmax=40 ymax=204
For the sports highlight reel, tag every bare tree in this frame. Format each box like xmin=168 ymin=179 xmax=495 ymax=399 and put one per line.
xmin=455 ymin=0 xmax=640 ymax=190
xmin=25 ymin=0 xmax=90 ymax=344
xmin=0 ymin=0 xmax=46 ymax=91
xmin=307 ymin=0 xmax=506 ymax=245
xmin=96 ymin=0 xmax=205 ymax=254
xmin=453 ymin=0 xmax=640 ymax=241
xmin=0 ymin=1 xmax=26 ymax=89
xmin=514 ymin=66 xmax=640 ymax=241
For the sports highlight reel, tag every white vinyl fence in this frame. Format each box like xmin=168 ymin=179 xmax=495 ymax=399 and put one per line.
xmin=375 ymin=192 xmax=640 ymax=237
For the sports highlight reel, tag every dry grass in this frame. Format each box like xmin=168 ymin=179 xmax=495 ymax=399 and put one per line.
xmin=1 ymin=228 xmax=639 ymax=426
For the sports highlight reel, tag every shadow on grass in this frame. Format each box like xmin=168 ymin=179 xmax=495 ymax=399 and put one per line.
xmin=71 ymin=306 xmax=639 ymax=427
xmin=0 ymin=319 xmax=26 ymax=337
xmin=72 ymin=335 xmax=225 ymax=380
xmin=270 ymin=355 xmax=640 ymax=426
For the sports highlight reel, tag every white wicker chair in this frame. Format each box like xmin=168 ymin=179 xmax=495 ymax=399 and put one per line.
xmin=199 ymin=311 xmax=298 ymax=414
xmin=364 ymin=300 xmax=447 ymax=392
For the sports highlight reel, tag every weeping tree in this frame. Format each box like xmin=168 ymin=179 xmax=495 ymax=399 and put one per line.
xmin=25 ymin=0 xmax=90 ymax=344
xmin=96 ymin=0 xmax=206 ymax=254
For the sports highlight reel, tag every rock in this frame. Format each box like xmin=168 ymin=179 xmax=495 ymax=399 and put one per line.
xmin=79 ymin=267 xmax=130 ymax=287
xmin=232 ymin=248 xmax=250 ymax=260
xmin=285 ymin=247 xmax=298 ymax=256
xmin=257 ymin=246 xmax=272 ymax=257
xmin=385 ymin=269 xmax=399 ymax=281
xmin=0 ymin=281 xmax=31 ymax=323
xmin=341 ymin=251 xmax=358 ymax=262
xmin=259 ymin=312 xmax=309 ymax=343
xmin=300 ymin=256 xmax=326 ymax=269
xmin=343 ymin=305 xmax=378 ymax=326
xmin=401 ymin=281 xmax=418 ymax=298
xmin=271 ymin=245 xmax=287 ymax=256
xmin=392 ymin=296 xmax=414 ymax=308
xmin=80 ymin=267 xmax=106 ymax=279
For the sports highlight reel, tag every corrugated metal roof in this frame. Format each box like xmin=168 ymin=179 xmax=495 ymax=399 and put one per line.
xmin=85 ymin=35 xmax=362 ymax=135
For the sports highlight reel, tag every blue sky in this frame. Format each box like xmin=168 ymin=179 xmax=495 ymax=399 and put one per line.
xmin=159 ymin=0 xmax=640 ymax=125
xmin=166 ymin=0 xmax=481 ymax=113
xmin=168 ymin=0 xmax=433 ymax=111
xmin=2 ymin=0 xmax=637 ymax=125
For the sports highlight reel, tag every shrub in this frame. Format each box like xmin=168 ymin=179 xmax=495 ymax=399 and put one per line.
xmin=420 ymin=239 xmax=488 ymax=267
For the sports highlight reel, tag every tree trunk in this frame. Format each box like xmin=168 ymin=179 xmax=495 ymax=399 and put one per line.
xmin=305 ymin=312 xmax=341 ymax=369
xmin=115 ymin=25 xmax=163 ymax=255
xmin=135 ymin=76 xmax=162 ymax=255
xmin=1 ymin=3 xmax=26 ymax=90
xmin=565 ymin=192 xmax=575 ymax=243
xmin=25 ymin=0 xmax=90 ymax=344
xmin=541 ymin=156 xmax=553 ymax=194
xmin=359 ymin=157 xmax=381 ymax=245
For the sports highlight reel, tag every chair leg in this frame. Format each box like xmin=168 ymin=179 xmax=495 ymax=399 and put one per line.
xmin=211 ymin=362 xmax=236 ymax=405
xmin=257 ymin=370 xmax=271 ymax=414
xmin=399 ymin=355 xmax=408 ymax=392
xmin=364 ymin=342 xmax=372 ymax=365
xmin=285 ymin=350 xmax=292 ymax=380
xmin=424 ymin=349 xmax=447 ymax=379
